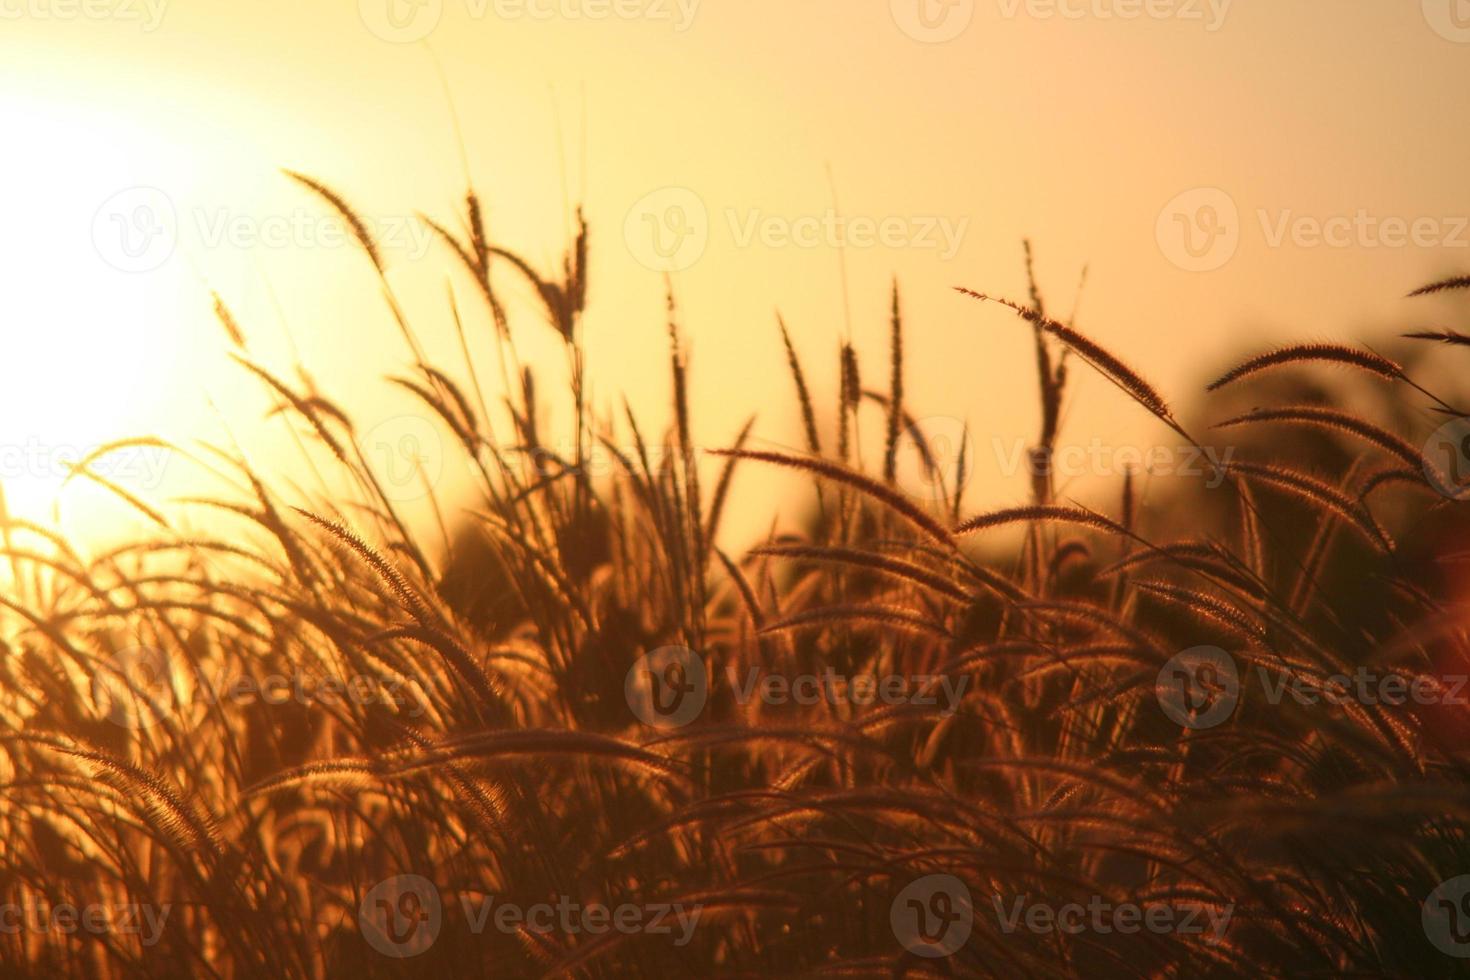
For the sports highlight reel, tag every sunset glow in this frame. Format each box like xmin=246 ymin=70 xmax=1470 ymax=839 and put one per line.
xmin=2 ymin=4 xmax=1470 ymax=976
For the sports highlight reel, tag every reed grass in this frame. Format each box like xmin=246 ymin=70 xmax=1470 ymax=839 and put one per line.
xmin=0 ymin=182 xmax=1467 ymax=978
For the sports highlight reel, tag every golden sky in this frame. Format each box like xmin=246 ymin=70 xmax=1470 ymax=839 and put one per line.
xmin=2 ymin=0 xmax=1468 ymax=546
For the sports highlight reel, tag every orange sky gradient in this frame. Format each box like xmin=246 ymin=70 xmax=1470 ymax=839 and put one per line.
xmin=2 ymin=0 xmax=1468 ymax=549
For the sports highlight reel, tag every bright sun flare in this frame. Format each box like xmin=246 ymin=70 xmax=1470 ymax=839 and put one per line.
xmin=0 ymin=97 xmax=194 ymax=528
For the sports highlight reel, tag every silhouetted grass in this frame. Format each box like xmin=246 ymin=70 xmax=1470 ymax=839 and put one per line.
xmin=0 ymin=177 xmax=1468 ymax=978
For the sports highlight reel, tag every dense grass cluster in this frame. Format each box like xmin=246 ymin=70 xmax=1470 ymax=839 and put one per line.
xmin=2 ymin=176 xmax=1469 ymax=978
